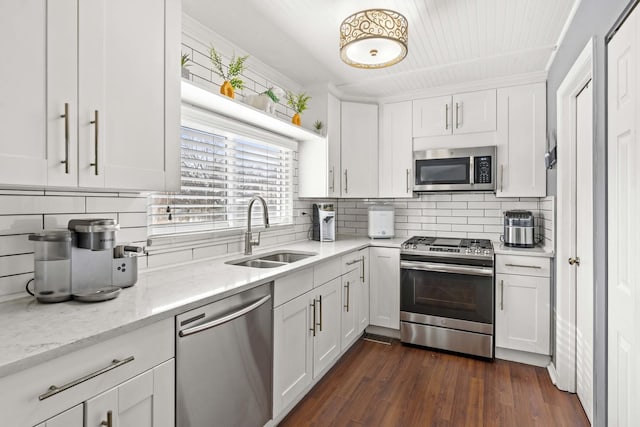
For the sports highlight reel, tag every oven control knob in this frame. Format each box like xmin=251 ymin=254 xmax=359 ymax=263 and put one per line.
xmin=412 ymin=244 xmax=417 ymax=249
xmin=483 ymin=249 xmax=491 ymax=255
xmin=475 ymin=249 xmax=481 ymax=254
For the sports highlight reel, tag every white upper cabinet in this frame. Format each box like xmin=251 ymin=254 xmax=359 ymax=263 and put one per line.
xmin=496 ymin=82 xmax=547 ymax=197
xmin=413 ymin=89 xmax=496 ymax=138
xmin=299 ymin=91 xmax=341 ymax=198
xmin=0 ymin=1 xmax=48 ymax=186
xmin=341 ymin=102 xmax=379 ymax=198
xmin=0 ymin=0 xmax=181 ymax=191
xmin=380 ymin=101 xmax=413 ymax=198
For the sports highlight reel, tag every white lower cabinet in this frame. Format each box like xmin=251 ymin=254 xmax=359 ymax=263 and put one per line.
xmin=369 ymin=247 xmax=400 ymax=329
xmin=35 ymin=405 xmax=83 ymax=427
xmin=495 ymin=255 xmax=551 ymax=355
xmin=312 ymin=278 xmax=342 ymax=378
xmin=85 ymin=359 xmax=174 ymax=427
xmin=340 ymin=267 xmax=360 ymax=351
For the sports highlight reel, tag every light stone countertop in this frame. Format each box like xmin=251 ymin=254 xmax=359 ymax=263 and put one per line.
xmin=492 ymin=242 xmax=555 ymax=258
xmin=0 ymin=237 xmax=403 ymax=379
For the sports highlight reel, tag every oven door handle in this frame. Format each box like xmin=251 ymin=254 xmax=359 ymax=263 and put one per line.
xmin=400 ymin=260 xmax=493 ymax=277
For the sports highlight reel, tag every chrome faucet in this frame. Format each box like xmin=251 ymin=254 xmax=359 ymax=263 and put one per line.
xmin=244 ymin=195 xmax=270 ymax=255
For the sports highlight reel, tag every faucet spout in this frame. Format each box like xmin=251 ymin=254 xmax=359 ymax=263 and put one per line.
xmin=245 ymin=195 xmax=270 ymax=255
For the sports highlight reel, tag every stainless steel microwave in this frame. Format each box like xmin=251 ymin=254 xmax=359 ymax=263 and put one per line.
xmin=413 ymin=146 xmax=497 ymax=192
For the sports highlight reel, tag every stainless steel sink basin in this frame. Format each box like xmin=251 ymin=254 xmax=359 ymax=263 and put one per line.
xmin=225 ymin=250 xmax=317 ymax=268
xmin=258 ymin=252 xmax=315 ymax=263
xmin=229 ymin=259 xmax=287 ymax=268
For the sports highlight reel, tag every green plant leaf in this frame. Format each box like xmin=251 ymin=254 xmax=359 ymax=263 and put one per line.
xmin=286 ymin=91 xmax=311 ymax=113
xmin=209 ymin=45 xmax=227 ymax=80
xmin=229 ymin=77 xmax=245 ymax=91
xmin=181 ymin=53 xmax=191 ymax=67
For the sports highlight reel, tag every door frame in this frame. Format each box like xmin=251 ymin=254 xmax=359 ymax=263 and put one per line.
xmin=554 ymin=38 xmax=595 ymax=392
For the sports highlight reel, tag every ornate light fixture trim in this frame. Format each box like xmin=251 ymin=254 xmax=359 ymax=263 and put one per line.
xmin=340 ymin=9 xmax=408 ymax=69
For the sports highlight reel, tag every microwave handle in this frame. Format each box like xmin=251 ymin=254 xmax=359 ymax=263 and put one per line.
xmin=469 ymin=156 xmax=475 ymax=185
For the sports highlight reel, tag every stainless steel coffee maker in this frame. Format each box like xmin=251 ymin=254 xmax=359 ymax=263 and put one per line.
xmin=67 ymin=219 xmax=122 ymax=301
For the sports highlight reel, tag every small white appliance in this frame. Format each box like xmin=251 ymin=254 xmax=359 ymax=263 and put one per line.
xmin=312 ymin=203 xmax=336 ymax=242
xmin=368 ymin=205 xmax=394 ymax=239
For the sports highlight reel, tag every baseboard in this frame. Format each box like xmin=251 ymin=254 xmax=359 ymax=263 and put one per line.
xmin=365 ymin=325 xmax=400 ymax=339
xmin=495 ymin=347 xmax=551 ymax=367
xmin=547 ymin=362 xmax=559 ymax=385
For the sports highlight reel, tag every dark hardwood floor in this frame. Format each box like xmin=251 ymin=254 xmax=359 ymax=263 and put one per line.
xmin=279 ymin=339 xmax=589 ymax=427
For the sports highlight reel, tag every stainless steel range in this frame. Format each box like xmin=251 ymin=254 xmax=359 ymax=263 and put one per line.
xmin=400 ymin=236 xmax=494 ymax=358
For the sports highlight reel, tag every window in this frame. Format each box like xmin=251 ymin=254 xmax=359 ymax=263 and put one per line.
xmin=149 ymin=107 xmax=294 ymax=236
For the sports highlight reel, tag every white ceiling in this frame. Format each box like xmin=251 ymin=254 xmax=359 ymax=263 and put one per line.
xmin=183 ymin=0 xmax=578 ymax=98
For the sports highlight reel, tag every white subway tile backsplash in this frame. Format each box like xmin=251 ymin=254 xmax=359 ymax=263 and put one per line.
xmin=451 ymin=224 xmax=484 ymax=233
xmin=451 ymin=193 xmax=485 ymax=202
xmin=44 ymin=213 xmax=118 ymax=229
xmin=436 ymin=216 xmax=467 ymax=224
xmin=436 ymin=201 xmax=467 ymax=209
xmin=0 ymin=273 xmax=33 ymax=302
xmin=118 ymin=212 xmax=148 ymax=228
xmin=0 ymin=196 xmax=85 ymax=215
xmin=451 ymin=209 xmax=484 ymax=217
xmin=468 ymin=201 xmax=501 ymax=209
xmin=0 ymin=215 xmax=42 ymax=235
xmin=468 ymin=216 xmax=502 ymax=225
xmin=117 ymin=227 xmax=148 ymax=244
xmin=86 ymin=196 xmax=147 ymax=213
xmin=0 ymin=253 xmax=33 ymax=276
xmin=0 ymin=235 xmax=32 ymax=256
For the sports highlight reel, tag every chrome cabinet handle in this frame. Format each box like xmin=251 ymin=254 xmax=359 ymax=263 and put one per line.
xmin=500 ymin=164 xmax=504 ymax=192
xmin=89 ymin=110 xmax=99 ymax=175
xmin=344 ymin=282 xmax=350 ymax=312
xmin=455 ymin=102 xmax=460 ymax=128
xmin=310 ymin=299 xmax=317 ymax=336
xmin=505 ymin=263 xmax=542 ymax=269
xmin=100 ymin=410 xmax=113 ymax=427
xmin=344 ymin=170 xmax=348 ymax=194
xmin=500 ymin=280 xmax=504 ymax=311
xmin=445 ymin=104 xmax=449 ymax=130
xmin=39 ymin=356 xmax=135 ymax=400
xmin=178 ymin=295 xmax=271 ymax=337
xmin=318 ymin=294 xmax=323 ymax=332
xmin=360 ymin=255 xmax=365 ymax=282
xmin=568 ymin=257 xmax=581 ymax=266
xmin=329 ymin=166 xmax=334 ymax=192
xmin=60 ymin=103 xmax=70 ymax=174
xmin=406 ymin=169 xmax=411 ymax=193
xmin=346 ymin=258 xmax=361 ymax=266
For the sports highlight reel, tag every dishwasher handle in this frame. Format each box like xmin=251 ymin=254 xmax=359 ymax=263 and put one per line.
xmin=178 ymin=295 xmax=271 ymax=337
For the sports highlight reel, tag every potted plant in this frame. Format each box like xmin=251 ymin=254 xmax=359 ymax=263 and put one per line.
xmin=209 ymin=45 xmax=248 ymax=99
xmin=286 ymin=91 xmax=311 ymax=125
xmin=313 ymin=120 xmax=324 ymax=135
xmin=245 ymin=86 xmax=285 ymax=114
xmin=181 ymin=53 xmax=191 ymax=79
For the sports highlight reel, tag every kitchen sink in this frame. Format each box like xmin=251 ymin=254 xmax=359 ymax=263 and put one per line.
xmin=225 ymin=250 xmax=317 ymax=268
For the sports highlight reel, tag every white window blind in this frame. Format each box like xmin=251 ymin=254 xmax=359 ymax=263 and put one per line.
xmin=149 ymin=109 xmax=294 ymax=236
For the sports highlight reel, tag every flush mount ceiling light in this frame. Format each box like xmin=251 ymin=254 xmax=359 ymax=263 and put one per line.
xmin=339 ymin=9 xmax=408 ymax=69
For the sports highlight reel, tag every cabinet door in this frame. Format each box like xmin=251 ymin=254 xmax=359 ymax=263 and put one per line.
xmin=495 ymin=273 xmax=550 ymax=354
xmin=380 ymin=101 xmax=414 ymax=197
xmin=496 ymin=83 xmax=546 ymax=197
xmin=341 ymin=102 xmax=379 ymax=198
xmin=357 ymin=248 xmax=370 ymax=333
xmin=452 ymin=89 xmax=497 ymax=134
xmin=327 ymin=93 xmax=342 ymax=197
xmin=412 ymin=96 xmax=452 ymax=137
xmin=78 ymin=0 xmax=178 ymax=191
xmin=369 ymin=247 xmax=400 ymax=329
xmin=313 ymin=277 xmax=341 ymax=378
xmin=47 ymin=0 xmax=79 ymax=187
xmin=85 ymin=360 xmax=175 ymax=427
xmin=0 ymin=1 xmax=48 ymax=186
xmin=273 ymin=292 xmax=313 ymax=416
xmin=340 ymin=268 xmax=360 ymax=351
xmin=36 ymin=405 xmax=83 ymax=427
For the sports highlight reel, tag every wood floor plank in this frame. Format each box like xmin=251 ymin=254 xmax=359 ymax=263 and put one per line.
xmin=279 ymin=339 xmax=589 ymax=427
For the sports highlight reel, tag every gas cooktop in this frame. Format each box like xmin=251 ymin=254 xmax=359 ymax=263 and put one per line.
xmin=401 ymin=236 xmax=494 ymax=259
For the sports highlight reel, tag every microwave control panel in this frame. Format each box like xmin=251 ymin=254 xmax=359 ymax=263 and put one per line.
xmin=474 ymin=156 xmax=492 ymax=184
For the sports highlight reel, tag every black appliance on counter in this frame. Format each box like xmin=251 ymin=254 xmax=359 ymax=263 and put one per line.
xmin=400 ymin=236 xmax=495 ymax=358
xmin=311 ymin=203 xmax=335 ymax=242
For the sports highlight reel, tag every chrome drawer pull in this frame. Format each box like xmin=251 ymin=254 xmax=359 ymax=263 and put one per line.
xmin=346 ymin=259 xmax=361 ymax=266
xmin=504 ymin=263 xmax=542 ymax=269
xmin=39 ymin=356 xmax=135 ymax=400
xmin=310 ymin=299 xmax=317 ymax=336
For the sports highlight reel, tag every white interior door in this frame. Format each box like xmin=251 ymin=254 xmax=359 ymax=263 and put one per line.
xmin=575 ymin=80 xmax=593 ymax=424
xmin=608 ymin=9 xmax=640 ymax=426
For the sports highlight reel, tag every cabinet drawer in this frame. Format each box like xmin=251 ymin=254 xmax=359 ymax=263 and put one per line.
xmin=0 ymin=318 xmax=173 ymax=427
xmin=314 ymin=257 xmax=341 ymax=287
xmin=496 ymin=255 xmax=550 ymax=277
xmin=341 ymin=251 xmax=363 ymax=275
xmin=274 ymin=267 xmax=314 ymax=307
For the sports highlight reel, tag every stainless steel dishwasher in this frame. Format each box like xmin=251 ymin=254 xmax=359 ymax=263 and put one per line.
xmin=176 ymin=283 xmax=272 ymax=427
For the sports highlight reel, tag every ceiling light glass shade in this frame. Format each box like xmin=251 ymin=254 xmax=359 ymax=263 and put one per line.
xmin=340 ymin=9 xmax=408 ymax=69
